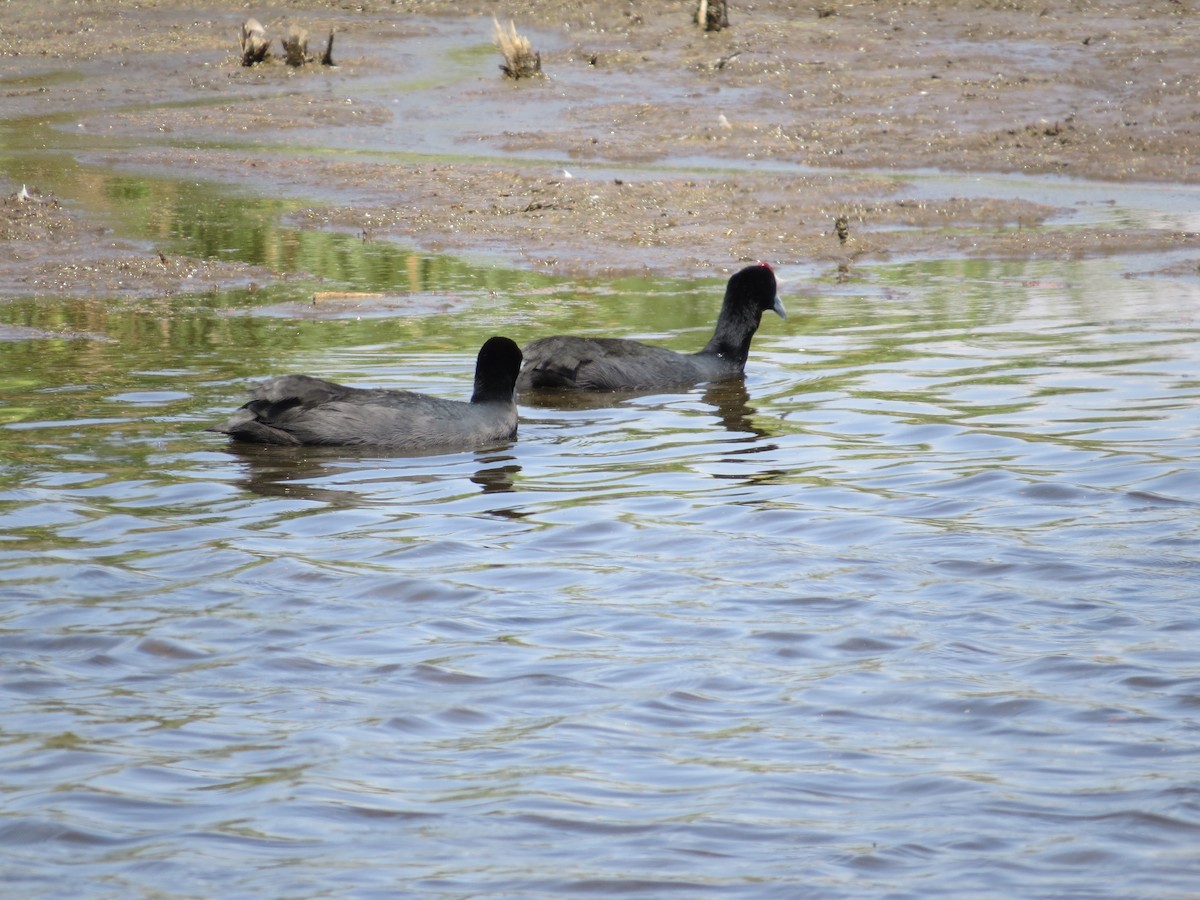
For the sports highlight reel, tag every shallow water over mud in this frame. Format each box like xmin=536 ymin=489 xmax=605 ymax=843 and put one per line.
xmin=3 ymin=244 xmax=1199 ymax=896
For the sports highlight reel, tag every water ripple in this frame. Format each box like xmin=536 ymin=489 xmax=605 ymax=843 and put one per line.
xmin=3 ymin=257 xmax=1200 ymax=896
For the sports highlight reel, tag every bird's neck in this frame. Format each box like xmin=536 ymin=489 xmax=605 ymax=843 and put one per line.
xmin=701 ymin=302 xmax=759 ymax=363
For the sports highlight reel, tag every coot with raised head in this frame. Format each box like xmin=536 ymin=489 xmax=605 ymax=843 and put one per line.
xmin=517 ymin=263 xmax=784 ymax=393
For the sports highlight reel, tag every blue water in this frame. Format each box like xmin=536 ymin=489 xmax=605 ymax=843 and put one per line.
xmin=2 ymin=247 xmax=1198 ymax=897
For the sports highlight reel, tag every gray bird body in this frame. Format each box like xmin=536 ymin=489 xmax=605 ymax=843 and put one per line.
xmin=208 ymin=336 xmax=522 ymax=451
xmin=517 ymin=264 xmax=785 ymax=393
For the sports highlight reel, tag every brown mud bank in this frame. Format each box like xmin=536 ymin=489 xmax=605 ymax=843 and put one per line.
xmin=1 ymin=0 xmax=1198 ymax=298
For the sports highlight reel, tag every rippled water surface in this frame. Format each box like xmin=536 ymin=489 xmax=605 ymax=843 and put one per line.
xmin=4 ymin=235 xmax=1200 ymax=894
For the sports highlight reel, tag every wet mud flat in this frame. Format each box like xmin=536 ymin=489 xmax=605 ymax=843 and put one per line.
xmin=1 ymin=0 xmax=1198 ymax=296
xmin=0 ymin=187 xmax=275 ymax=303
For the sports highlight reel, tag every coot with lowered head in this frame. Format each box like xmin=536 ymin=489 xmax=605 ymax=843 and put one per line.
xmin=517 ymin=263 xmax=785 ymax=393
xmin=207 ymin=336 xmax=522 ymax=451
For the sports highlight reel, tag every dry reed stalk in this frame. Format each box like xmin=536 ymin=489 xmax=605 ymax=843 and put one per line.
xmin=492 ymin=17 xmax=541 ymax=79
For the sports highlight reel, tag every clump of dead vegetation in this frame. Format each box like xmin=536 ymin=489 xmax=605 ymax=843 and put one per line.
xmin=696 ymin=0 xmax=729 ymax=31
xmin=240 ymin=18 xmax=270 ymax=66
xmin=493 ymin=18 xmax=541 ymax=79
xmin=2 ymin=185 xmax=70 ymax=242
xmin=239 ymin=18 xmax=336 ymax=69
xmin=281 ymin=24 xmax=309 ymax=67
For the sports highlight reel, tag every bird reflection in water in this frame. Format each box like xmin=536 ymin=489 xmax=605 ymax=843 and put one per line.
xmin=698 ymin=379 xmax=789 ymax=485
xmin=469 ymin=454 xmax=529 ymax=519
xmin=699 ymin=378 xmax=766 ymax=440
xmin=521 ymin=374 xmax=774 ymax=440
xmin=470 ymin=454 xmax=521 ymax=494
xmin=219 ymin=442 xmax=525 ymax=509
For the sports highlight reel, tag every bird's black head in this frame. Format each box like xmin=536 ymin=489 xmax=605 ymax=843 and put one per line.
xmin=472 ymin=336 xmax=524 ymax=403
xmin=727 ymin=262 xmax=785 ymax=318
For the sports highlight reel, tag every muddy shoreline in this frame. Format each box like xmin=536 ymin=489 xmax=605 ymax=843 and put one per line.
xmin=2 ymin=0 xmax=1198 ymax=299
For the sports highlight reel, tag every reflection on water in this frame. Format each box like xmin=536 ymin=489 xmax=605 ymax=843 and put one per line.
xmin=470 ymin=456 xmax=522 ymax=497
xmin=0 ymin=140 xmax=560 ymax=298
xmin=2 ymin=250 xmax=1200 ymax=898
xmin=221 ymin=442 xmax=524 ymax=503
xmin=520 ymin=374 xmax=769 ymax=437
